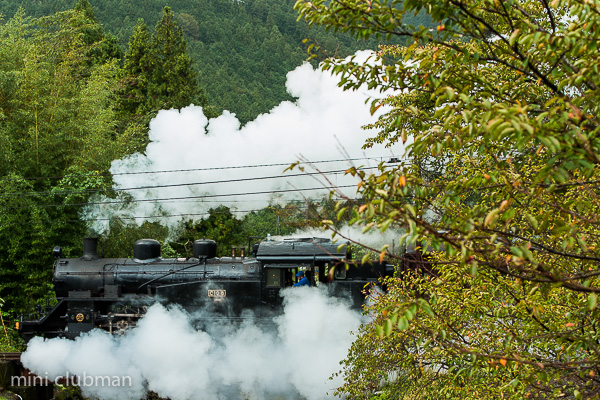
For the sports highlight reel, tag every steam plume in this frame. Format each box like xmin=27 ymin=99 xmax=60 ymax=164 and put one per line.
xmin=22 ymin=288 xmax=365 ymax=400
xmin=84 ymin=51 xmax=403 ymax=233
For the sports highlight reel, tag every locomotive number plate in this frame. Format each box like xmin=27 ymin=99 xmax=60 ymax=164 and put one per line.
xmin=208 ymin=289 xmax=226 ymax=298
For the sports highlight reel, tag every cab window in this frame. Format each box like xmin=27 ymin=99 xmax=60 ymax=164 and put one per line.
xmin=266 ymin=268 xmax=281 ymax=287
xmin=334 ymin=265 xmax=347 ymax=280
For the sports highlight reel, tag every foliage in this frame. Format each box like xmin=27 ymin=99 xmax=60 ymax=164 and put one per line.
xmin=176 ymin=12 xmax=199 ymax=40
xmin=99 ymin=219 xmax=170 ymax=258
xmin=0 ymin=298 xmax=23 ymax=352
xmin=0 ymin=7 xmax=130 ymax=315
xmin=0 ymin=175 xmax=55 ymax=315
xmin=239 ymin=204 xmax=299 ymax=239
xmin=147 ymin=7 xmax=205 ymax=112
xmin=171 ymin=202 xmax=334 ymax=258
xmin=118 ymin=19 xmax=152 ymax=118
xmin=52 ymin=385 xmax=85 ymax=400
xmin=117 ymin=8 xmax=217 ymax=138
xmin=73 ymin=0 xmax=122 ymax=67
xmin=0 ymin=330 xmax=22 ymax=353
xmin=0 ymin=9 xmax=122 ymax=178
xmin=174 ymin=206 xmax=246 ymax=257
xmin=295 ymin=0 xmax=600 ymax=398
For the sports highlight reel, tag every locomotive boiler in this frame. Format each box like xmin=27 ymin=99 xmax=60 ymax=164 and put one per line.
xmin=18 ymin=237 xmax=394 ymax=341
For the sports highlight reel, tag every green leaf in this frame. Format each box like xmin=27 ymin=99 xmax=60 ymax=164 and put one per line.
xmin=484 ymin=208 xmax=500 ymax=227
xmin=588 ymin=293 xmax=597 ymax=311
xmin=397 ymin=316 xmax=409 ymax=331
xmin=526 ymin=214 xmax=539 ymax=230
xmin=509 ymin=28 xmax=521 ymax=46
xmin=375 ymin=324 xmax=384 ymax=339
xmin=384 ymin=318 xmax=393 ymax=336
xmin=417 ymin=299 xmax=434 ymax=317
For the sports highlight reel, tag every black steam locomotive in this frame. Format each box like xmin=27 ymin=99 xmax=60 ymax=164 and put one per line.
xmin=18 ymin=237 xmax=394 ymax=341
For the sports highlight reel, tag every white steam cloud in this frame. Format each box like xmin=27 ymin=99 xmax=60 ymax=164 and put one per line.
xmin=21 ymin=288 xmax=365 ymax=400
xmin=84 ymin=51 xmax=404 ymax=233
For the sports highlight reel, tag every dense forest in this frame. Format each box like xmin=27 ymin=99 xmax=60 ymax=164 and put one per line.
xmin=0 ymin=0 xmax=430 ymax=123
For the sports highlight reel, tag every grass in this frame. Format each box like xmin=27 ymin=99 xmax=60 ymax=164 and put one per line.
xmin=0 ymin=332 xmax=23 ymax=352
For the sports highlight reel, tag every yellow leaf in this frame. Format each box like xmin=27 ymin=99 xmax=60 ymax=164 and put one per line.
xmin=484 ymin=209 xmax=500 ymax=227
xmin=370 ymin=101 xmax=383 ymax=115
xmin=509 ymin=28 xmax=521 ymax=46
xmin=399 ymin=175 xmax=406 ymax=187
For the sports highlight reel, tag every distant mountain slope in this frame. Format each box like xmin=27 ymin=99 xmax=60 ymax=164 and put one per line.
xmin=1 ymin=0 xmax=431 ymax=123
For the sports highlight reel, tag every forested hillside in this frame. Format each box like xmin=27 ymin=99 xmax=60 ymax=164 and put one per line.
xmin=0 ymin=0 xmax=430 ymax=122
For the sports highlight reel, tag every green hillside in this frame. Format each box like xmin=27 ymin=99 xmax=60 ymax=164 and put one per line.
xmin=0 ymin=0 xmax=430 ymax=122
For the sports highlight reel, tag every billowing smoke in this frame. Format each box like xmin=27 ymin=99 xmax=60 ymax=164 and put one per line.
xmin=84 ymin=51 xmax=404 ymax=233
xmin=290 ymin=225 xmax=406 ymax=255
xmin=21 ymin=287 xmax=365 ymax=400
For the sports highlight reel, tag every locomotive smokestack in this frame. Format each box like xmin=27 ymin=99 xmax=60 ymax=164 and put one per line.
xmin=82 ymin=238 xmax=99 ymax=260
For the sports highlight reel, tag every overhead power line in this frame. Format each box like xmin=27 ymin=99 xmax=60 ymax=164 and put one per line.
xmin=7 ymin=184 xmax=358 ymax=210
xmin=0 ymin=156 xmax=405 ymax=183
xmin=0 ymin=167 xmax=376 ymax=199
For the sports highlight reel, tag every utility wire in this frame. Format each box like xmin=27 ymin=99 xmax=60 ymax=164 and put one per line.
xmin=0 ymin=156 xmax=403 ymax=183
xmin=0 ymin=167 xmax=376 ymax=199
xmin=7 ymin=184 xmax=358 ymax=210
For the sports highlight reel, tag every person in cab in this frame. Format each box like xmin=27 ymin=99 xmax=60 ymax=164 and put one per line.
xmin=293 ymin=271 xmax=310 ymax=287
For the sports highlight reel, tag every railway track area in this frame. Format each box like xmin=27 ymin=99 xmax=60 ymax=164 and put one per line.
xmin=0 ymin=352 xmax=21 ymax=362
xmin=1 ymin=351 xmax=56 ymax=400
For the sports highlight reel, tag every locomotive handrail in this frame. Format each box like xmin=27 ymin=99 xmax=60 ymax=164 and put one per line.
xmin=136 ymin=260 xmax=204 ymax=293
xmin=0 ymin=352 xmax=21 ymax=361
xmin=256 ymin=255 xmax=345 ymax=262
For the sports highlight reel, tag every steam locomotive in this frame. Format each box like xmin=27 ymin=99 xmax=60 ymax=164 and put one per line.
xmin=18 ymin=237 xmax=395 ymax=341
